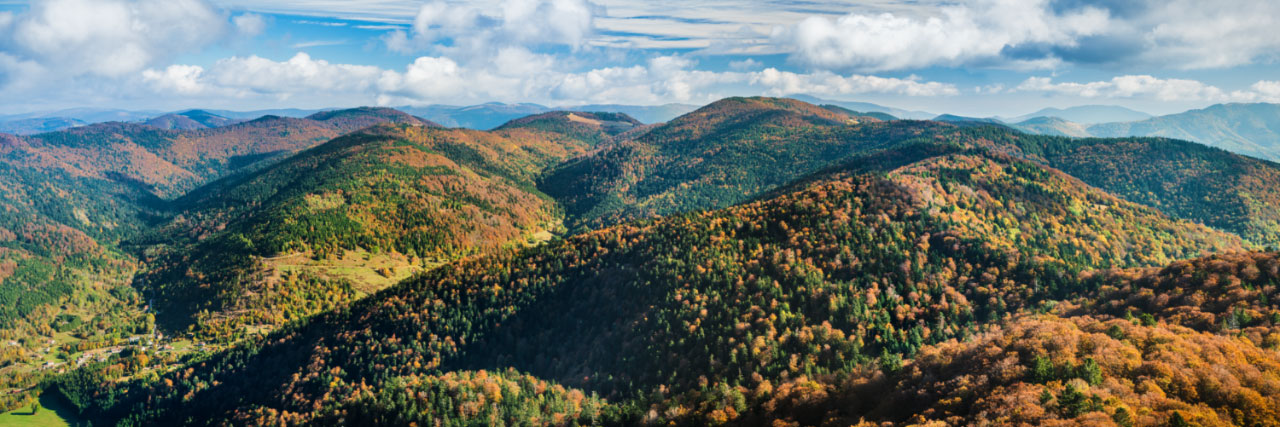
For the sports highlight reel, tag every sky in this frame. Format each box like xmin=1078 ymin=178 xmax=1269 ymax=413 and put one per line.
xmin=0 ymin=0 xmax=1277 ymax=117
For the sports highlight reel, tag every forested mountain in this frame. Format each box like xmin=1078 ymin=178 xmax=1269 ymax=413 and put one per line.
xmin=541 ymin=97 xmax=922 ymax=231
xmin=400 ymin=103 xmax=696 ymax=130
xmin=0 ymin=107 xmax=448 ymax=406
xmin=49 ymin=136 xmax=1247 ymax=424
xmin=4 ymin=97 xmax=1280 ymax=425
xmin=142 ymin=110 xmax=243 ymax=130
xmin=137 ymin=115 xmax=623 ymax=338
xmin=984 ymin=130 xmax=1280 ymax=247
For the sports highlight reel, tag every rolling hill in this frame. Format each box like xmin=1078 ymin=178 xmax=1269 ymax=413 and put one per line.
xmin=136 ymin=113 xmax=625 ymax=338
xmin=0 ymin=107 xmax=446 ymax=403
xmin=978 ymin=128 xmax=1280 ymax=247
xmin=51 ymin=137 xmax=1246 ymax=425
xmin=6 ymin=96 xmax=1280 ymax=425
xmin=540 ymin=97 xmax=939 ymax=231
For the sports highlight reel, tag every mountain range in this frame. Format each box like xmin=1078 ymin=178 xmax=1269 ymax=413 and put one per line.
xmin=0 ymin=97 xmax=1278 ymax=425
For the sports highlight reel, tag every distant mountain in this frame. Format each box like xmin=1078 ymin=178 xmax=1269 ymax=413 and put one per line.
xmin=0 ymin=107 xmax=161 ymax=124
xmin=932 ymin=114 xmax=1004 ymax=125
xmin=199 ymin=108 xmax=322 ymax=119
xmin=400 ymin=103 xmax=549 ymax=130
xmin=305 ymin=106 xmax=439 ymax=130
xmin=821 ymin=104 xmax=898 ymax=121
xmin=1010 ymin=116 xmax=1092 ymax=137
xmin=495 ymin=111 xmax=643 ymax=146
xmin=1087 ymin=103 xmax=1280 ymax=161
xmin=0 ymin=116 xmax=87 ymax=134
xmin=1007 ymin=105 xmax=1152 ymax=124
xmin=401 ymin=103 xmax=697 ymax=129
xmin=142 ymin=110 xmax=243 ymax=130
xmin=787 ymin=94 xmax=936 ymax=119
xmin=564 ymin=103 xmax=697 ymax=124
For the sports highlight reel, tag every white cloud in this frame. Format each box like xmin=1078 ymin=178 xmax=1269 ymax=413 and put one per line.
xmin=140 ymin=52 xmax=957 ymax=107
xmin=774 ymin=0 xmax=1110 ymax=72
xmin=1015 ymin=75 xmax=1278 ymax=103
xmin=1252 ymin=81 xmax=1280 ymax=100
xmin=752 ymin=68 xmax=960 ymax=97
xmin=233 ymin=13 xmax=267 ymax=37
xmin=142 ymin=64 xmax=206 ymax=95
xmin=1140 ymin=0 xmax=1280 ymax=69
xmin=386 ymin=0 xmax=600 ymax=58
xmin=206 ymin=53 xmax=383 ymax=97
xmin=2 ymin=0 xmax=228 ymax=78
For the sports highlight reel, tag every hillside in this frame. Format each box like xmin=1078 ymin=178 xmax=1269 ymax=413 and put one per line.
xmin=494 ymin=111 xmax=642 ymax=146
xmin=52 ymin=141 xmax=1246 ymax=424
xmin=139 ymin=123 xmax=596 ymax=337
xmin=745 ymin=251 xmax=1280 ymax=425
xmin=402 ymin=103 xmax=695 ymax=129
xmin=979 ymin=128 xmax=1280 ymax=247
xmin=17 ymin=107 xmax=433 ymax=199
xmin=540 ymin=96 xmax=929 ymax=231
xmin=0 ymin=107 xmax=444 ymax=406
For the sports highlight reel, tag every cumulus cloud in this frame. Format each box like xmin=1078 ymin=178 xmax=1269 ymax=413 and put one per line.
xmin=1015 ymin=75 xmax=1278 ymax=102
xmin=775 ymin=0 xmax=1110 ymax=72
xmin=141 ymin=52 xmax=957 ymax=107
xmin=385 ymin=0 xmax=601 ymax=59
xmin=141 ymin=64 xmax=205 ymax=95
xmin=776 ymin=0 xmax=1280 ymax=72
xmin=1 ymin=0 xmax=228 ymax=78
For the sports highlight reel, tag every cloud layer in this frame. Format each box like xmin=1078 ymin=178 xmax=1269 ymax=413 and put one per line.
xmin=141 ymin=52 xmax=961 ymax=106
xmin=775 ymin=0 xmax=1280 ymax=72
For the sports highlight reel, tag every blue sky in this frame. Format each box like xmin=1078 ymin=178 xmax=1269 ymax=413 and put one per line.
xmin=0 ymin=0 xmax=1277 ymax=117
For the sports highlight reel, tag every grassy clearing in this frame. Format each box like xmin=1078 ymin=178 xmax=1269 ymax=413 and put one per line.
xmin=0 ymin=393 xmax=79 ymax=426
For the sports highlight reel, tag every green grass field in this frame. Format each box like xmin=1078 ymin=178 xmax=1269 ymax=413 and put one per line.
xmin=0 ymin=393 xmax=79 ymax=426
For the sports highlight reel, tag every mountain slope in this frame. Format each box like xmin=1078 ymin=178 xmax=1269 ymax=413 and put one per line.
xmin=787 ymin=94 xmax=935 ymax=119
xmin=16 ymin=107 xmax=433 ymax=199
xmin=1086 ymin=103 xmax=1280 ymax=161
xmin=57 ymin=141 xmax=1245 ymax=424
xmin=139 ymin=123 xmax=595 ymax=337
xmin=985 ymin=128 xmax=1280 ymax=247
xmin=494 ymin=111 xmax=642 ymax=146
xmin=540 ymin=96 xmax=937 ymax=231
